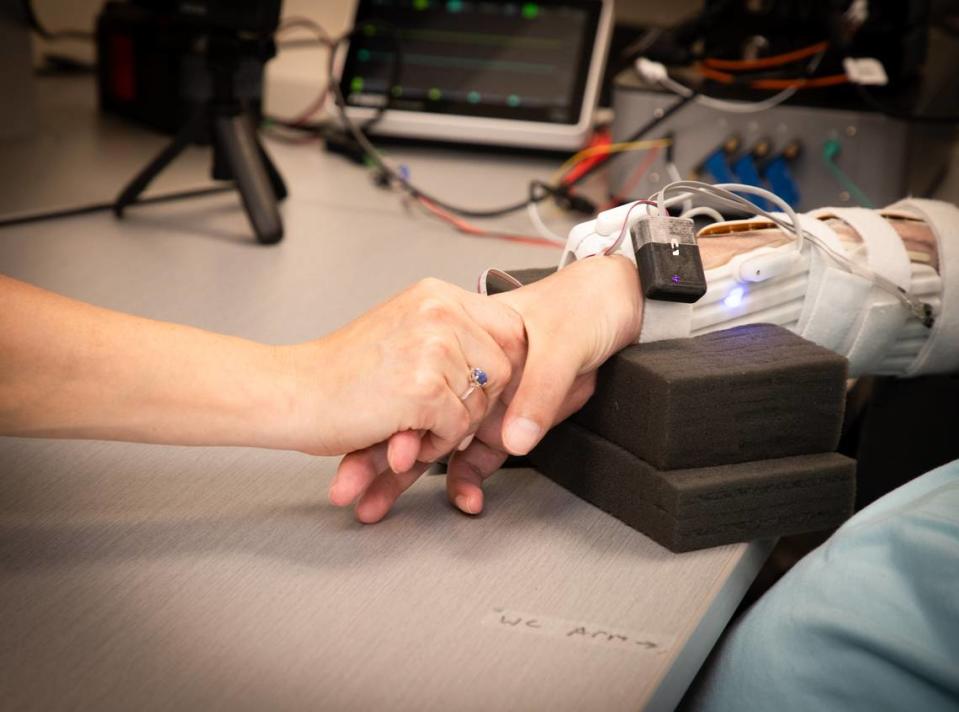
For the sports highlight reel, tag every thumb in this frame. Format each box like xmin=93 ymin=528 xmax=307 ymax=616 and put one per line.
xmin=500 ymin=337 xmax=582 ymax=456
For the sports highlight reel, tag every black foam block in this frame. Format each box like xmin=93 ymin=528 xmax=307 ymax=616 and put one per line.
xmin=574 ymin=324 xmax=848 ymax=469
xmin=530 ymin=420 xmax=856 ymax=552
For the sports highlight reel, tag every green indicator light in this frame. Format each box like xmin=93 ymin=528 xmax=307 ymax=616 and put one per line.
xmin=351 ymin=76 xmax=365 ymax=93
xmin=391 ymin=85 xmax=404 ymax=97
xmin=447 ymin=0 xmax=463 ymax=11
xmin=521 ymin=3 xmax=539 ymax=19
xmin=357 ymin=48 xmax=371 ymax=61
xmin=428 ymin=87 xmax=443 ymax=101
xmin=467 ymin=90 xmax=481 ymax=104
xmin=363 ymin=23 xmax=376 ymax=36
xmin=507 ymin=94 xmax=521 ymax=107
xmin=413 ymin=0 xmax=429 ymax=9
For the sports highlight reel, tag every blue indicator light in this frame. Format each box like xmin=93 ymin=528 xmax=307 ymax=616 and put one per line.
xmin=723 ymin=286 xmax=745 ymax=308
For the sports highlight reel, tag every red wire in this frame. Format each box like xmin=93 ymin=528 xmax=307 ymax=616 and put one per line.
xmin=703 ymin=41 xmax=829 ymax=71
xmin=603 ymin=148 xmax=661 ymax=211
xmin=416 ymin=197 xmax=562 ymax=249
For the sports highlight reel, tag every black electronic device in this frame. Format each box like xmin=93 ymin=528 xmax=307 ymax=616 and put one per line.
xmin=631 ymin=216 xmax=707 ymax=303
xmin=98 ymin=0 xmax=286 ymax=244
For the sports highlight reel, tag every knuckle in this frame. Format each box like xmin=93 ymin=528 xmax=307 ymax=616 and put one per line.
xmin=420 ymin=333 xmax=453 ymax=362
xmin=410 ymin=369 xmax=446 ymax=402
xmin=417 ymin=296 xmax=454 ymax=323
xmin=413 ymin=277 xmax=446 ymax=299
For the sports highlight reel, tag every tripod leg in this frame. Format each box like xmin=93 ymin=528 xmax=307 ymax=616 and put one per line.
xmin=114 ymin=111 xmax=204 ymax=217
xmin=214 ymin=113 xmax=283 ymax=244
xmin=255 ymin=136 xmax=288 ymax=201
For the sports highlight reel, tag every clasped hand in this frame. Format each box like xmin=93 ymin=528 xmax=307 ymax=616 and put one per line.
xmin=300 ymin=256 xmax=641 ymax=523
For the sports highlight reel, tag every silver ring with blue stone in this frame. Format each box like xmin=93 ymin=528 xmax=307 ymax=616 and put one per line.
xmin=459 ymin=367 xmax=489 ymax=400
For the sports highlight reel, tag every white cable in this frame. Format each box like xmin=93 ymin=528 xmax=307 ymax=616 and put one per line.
xmin=647 ymin=180 xmax=933 ymax=325
xmin=654 ymin=181 xmax=803 ymax=247
xmin=666 ymin=162 xmax=691 ymax=213
xmin=659 ymin=72 xmax=799 ymax=114
xmin=681 ymin=206 xmax=725 ymax=223
xmin=526 ymin=201 xmax=567 ymax=244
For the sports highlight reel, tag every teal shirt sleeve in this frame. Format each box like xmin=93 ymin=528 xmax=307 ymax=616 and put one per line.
xmin=687 ymin=459 xmax=959 ymax=712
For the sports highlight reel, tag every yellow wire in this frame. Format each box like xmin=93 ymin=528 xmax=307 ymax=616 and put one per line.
xmin=551 ymin=138 xmax=673 ymax=183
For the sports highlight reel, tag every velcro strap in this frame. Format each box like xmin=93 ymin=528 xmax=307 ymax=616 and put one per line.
xmin=888 ymin=199 xmax=959 ymax=375
xmin=638 ymin=301 xmax=693 ymax=343
xmin=794 ymin=214 xmax=869 ymax=355
xmin=825 ymin=207 xmax=912 ymax=290
xmin=809 ymin=208 xmax=913 ymax=375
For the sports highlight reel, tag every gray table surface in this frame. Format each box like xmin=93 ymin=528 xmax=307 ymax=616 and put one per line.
xmin=0 ymin=74 xmax=772 ymax=712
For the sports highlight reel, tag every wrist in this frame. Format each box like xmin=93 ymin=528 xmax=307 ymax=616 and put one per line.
xmin=269 ymin=339 xmax=338 ymax=455
xmin=592 ymin=254 xmax=644 ymax=350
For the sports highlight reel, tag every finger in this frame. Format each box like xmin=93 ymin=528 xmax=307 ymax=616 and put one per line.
xmin=387 ymin=430 xmax=423 ymax=474
xmin=355 ymin=460 xmax=432 ymax=524
xmin=450 ymin=316 xmax=516 ymax=411
xmin=413 ymin=330 xmax=484 ymax=458
xmin=446 ymin=440 xmax=510 ymax=515
xmin=416 ymin=386 xmax=475 ymax=464
xmin=475 ymin=372 xmax=597 ymax=451
xmin=329 ymin=444 xmax=388 ymax=506
xmin=501 ymin=340 xmax=588 ymax=455
xmin=444 ymin=372 xmax=596 ymax=517
xmin=449 ymin=363 xmax=490 ymax=434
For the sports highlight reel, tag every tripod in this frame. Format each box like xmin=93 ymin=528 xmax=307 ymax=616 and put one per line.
xmin=113 ymin=34 xmax=287 ymax=244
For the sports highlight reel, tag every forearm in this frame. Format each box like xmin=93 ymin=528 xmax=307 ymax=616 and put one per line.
xmin=0 ymin=275 xmax=301 ymax=449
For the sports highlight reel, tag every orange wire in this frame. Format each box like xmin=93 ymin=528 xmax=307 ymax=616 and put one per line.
xmin=703 ymin=41 xmax=829 ymax=71
xmin=697 ymin=65 xmax=849 ymax=90
xmin=699 ymin=66 xmax=736 ymax=84
xmin=751 ymin=74 xmax=849 ymax=89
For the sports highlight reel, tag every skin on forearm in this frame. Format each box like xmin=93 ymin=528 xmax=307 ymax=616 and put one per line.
xmin=0 ymin=275 xmax=304 ymax=449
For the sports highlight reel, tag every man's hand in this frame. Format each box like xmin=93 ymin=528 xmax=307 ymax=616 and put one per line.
xmin=447 ymin=255 xmax=642 ymax=515
xmin=329 ymin=255 xmax=643 ymax=522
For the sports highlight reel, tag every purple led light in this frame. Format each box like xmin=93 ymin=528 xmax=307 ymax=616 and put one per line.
xmin=671 ymin=274 xmax=681 ymax=284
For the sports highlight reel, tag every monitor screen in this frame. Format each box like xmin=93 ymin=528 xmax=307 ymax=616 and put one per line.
xmin=340 ymin=0 xmax=604 ymax=126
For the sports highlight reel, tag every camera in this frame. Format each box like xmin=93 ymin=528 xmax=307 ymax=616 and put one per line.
xmin=101 ymin=0 xmax=288 ymax=245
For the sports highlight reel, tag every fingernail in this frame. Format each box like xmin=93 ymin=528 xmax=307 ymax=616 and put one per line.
xmin=457 ymin=434 xmax=475 ymax=451
xmin=455 ymin=494 xmax=477 ymax=515
xmin=504 ymin=417 xmax=542 ymax=455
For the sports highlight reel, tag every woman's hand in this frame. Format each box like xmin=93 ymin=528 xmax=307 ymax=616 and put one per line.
xmin=288 ymin=277 xmax=525 ymax=461
xmin=330 ymin=255 xmax=643 ymax=523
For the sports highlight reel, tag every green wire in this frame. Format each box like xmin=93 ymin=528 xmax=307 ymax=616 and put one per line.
xmin=822 ymin=138 xmax=875 ymax=208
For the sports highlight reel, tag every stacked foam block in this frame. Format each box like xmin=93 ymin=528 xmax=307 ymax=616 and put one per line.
xmin=489 ymin=270 xmax=857 ymax=552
